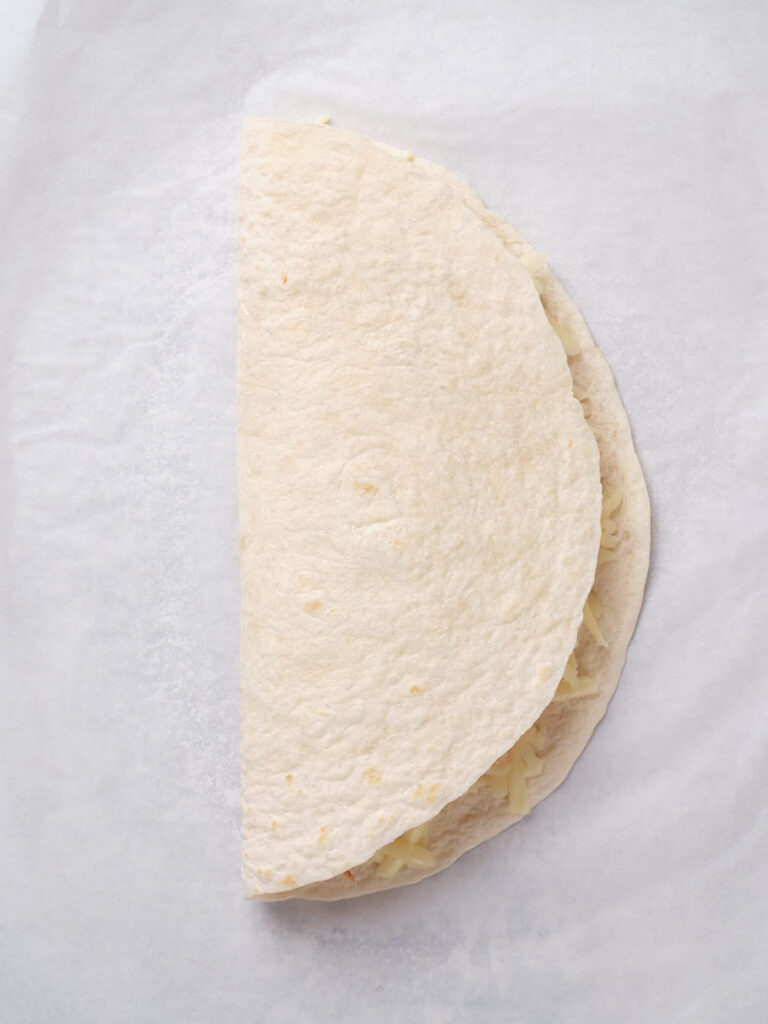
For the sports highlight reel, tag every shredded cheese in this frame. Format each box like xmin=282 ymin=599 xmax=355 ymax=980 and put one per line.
xmin=473 ymin=725 xmax=543 ymax=816
xmin=519 ymin=249 xmax=547 ymax=275
xmin=582 ymin=593 xmax=607 ymax=647
xmin=600 ymin=491 xmax=623 ymax=551
xmin=519 ymin=249 xmax=547 ymax=294
xmin=546 ymin=313 xmax=580 ymax=356
xmin=372 ymin=824 xmax=435 ymax=878
xmin=553 ymin=652 xmax=598 ymax=701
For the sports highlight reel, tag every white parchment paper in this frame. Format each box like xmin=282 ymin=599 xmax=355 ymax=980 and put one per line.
xmin=1 ymin=2 xmax=766 ymax=1022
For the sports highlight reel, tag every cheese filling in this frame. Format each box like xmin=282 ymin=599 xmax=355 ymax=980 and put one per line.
xmin=372 ymin=825 xmax=435 ymax=878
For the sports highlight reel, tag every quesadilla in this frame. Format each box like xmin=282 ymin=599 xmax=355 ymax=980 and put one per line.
xmin=238 ymin=119 xmax=650 ymax=900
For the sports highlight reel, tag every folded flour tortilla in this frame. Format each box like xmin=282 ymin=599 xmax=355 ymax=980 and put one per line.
xmin=238 ymin=119 xmax=650 ymax=900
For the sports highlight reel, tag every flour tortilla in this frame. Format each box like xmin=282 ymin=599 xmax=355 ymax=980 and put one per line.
xmin=239 ymin=120 xmax=646 ymax=900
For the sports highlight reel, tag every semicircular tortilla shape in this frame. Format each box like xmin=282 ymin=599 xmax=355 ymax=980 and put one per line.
xmin=238 ymin=120 xmax=650 ymax=900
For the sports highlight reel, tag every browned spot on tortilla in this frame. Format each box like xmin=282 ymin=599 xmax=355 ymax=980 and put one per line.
xmin=353 ymin=479 xmax=378 ymax=495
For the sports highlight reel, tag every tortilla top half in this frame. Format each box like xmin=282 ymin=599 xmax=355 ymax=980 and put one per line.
xmin=238 ymin=119 xmax=602 ymax=896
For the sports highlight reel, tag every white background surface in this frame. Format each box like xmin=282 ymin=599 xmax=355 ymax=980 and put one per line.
xmin=2 ymin=2 xmax=766 ymax=1022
